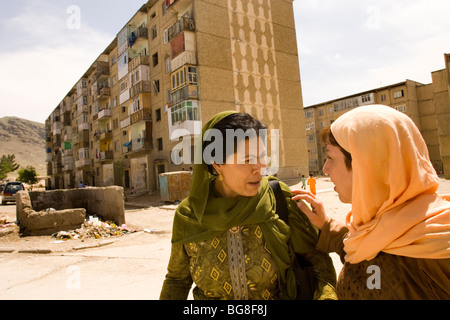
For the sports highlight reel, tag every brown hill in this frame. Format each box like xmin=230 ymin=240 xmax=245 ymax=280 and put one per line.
xmin=0 ymin=117 xmax=46 ymax=177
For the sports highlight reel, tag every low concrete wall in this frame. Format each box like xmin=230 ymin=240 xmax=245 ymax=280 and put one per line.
xmin=16 ymin=186 xmax=125 ymax=236
xmin=16 ymin=191 xmax=86 ymax=236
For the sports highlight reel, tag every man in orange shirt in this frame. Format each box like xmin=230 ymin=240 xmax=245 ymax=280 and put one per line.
xmin=307 ymin=174 xmax=317 ymax=195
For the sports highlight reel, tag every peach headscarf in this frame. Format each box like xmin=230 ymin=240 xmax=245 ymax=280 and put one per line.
xmin=331 ymin=105 xmax=450 ymax=264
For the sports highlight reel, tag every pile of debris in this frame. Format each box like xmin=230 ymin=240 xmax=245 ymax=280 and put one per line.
xmin=53 ymin=216 xmax=131 ymax=240
xmin=0 ymin=215 xmax=18 ymax=237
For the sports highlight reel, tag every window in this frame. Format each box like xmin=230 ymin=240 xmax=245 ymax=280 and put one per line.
xmin=171 ymin=65 xmax=198 ymax=92
xmin=132 ymin=97 xmax=141 ymax=113
xmin=152 ymin=52 xmax=159 ymax=67
xmin=165 ymin=57 xmax=171 ymax=73
xmin=153 ymin=80 xmax=160 ymax=94
xmin=305 ymin=122 xmax=315 ymax=131
xmin=79 ymin=148 xmax=89 ymax=159
xmin=304 ymin=109 xmax=314 ymax=118
xmin=164 ymin=28 xmax=169 ymax=44
xmin=157 ymin=138 xmax=163 ymax=151
xmin=152 ymin=26 xmax=157 ymax=39
xmin=361 ymin=93 xmax=372 ymax=103
xmin=156 ymin=109 xmax=162 ymax=121
xmin=394 ymin=90 xmax=405 ymax=99
xmin=307 ymin=134 xmax=315 ymax=143
xmin=395 ymin=105 xmax=407 ymax=113
xmin=380 ymin=94 xmax=387 ymax=102
xmin=120 ymin=80 xmax=128 ymax=93
xmin=170 ymin=100 xmax=200 ymax=125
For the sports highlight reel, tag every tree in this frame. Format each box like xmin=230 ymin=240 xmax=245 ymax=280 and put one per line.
xmin=17 ymin=166 xmax=38 ymax=187
xmin=0 ymin=154 xmax=20 ymax=180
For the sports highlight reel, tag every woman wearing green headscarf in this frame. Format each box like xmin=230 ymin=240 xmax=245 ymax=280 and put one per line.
xmin=160 ymin=111 xmax=337 ymax=300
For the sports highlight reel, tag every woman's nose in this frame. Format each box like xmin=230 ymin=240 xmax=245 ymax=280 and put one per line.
xmin=323 ymin=159 xmax=330 ymax=175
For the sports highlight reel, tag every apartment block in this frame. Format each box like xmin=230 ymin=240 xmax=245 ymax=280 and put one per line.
xmin=304 ymin=53 xmax=450 ymax=179
xmin=45 ymin=0 xmax=309 ymax=192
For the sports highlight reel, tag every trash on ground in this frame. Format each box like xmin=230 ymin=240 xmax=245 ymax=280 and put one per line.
xmin=52 ymin=216 xmax=132 ymax=240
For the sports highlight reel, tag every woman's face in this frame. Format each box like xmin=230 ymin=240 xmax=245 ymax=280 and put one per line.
xmin=212 ymin=136 xmax=267 ymax=198
xmin=323 ymin=143 xmax=353 ymax=203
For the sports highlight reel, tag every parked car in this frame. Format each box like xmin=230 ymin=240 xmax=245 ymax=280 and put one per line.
xmin=1 ymin=181 xmax=25 ymax=205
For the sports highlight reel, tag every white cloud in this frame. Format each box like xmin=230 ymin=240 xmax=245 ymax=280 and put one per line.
xmin=0 ymin=0 xmax=114 ymax=123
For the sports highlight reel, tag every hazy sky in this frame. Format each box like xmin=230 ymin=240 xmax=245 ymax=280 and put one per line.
xmin=0 ymin=0 xmax=449 ymax=123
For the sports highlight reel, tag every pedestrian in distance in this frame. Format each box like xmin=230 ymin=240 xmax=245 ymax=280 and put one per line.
xmin=301 ymin=175 xmax=307 ymax=190
xmin=307 ymin=174 xmax=316 ymax=195
xmin=291 ymin=105 xmax=450 ymax=299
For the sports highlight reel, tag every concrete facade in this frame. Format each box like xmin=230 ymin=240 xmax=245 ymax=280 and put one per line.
xmin=304 ymin=53 xmax=450 ymax=179
xmin=45 ymin=0 xmax=308 ymax=194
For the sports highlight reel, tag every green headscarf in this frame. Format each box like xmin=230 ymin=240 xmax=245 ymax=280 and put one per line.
xmin=171 ymin=111 xmax=318 ymax=299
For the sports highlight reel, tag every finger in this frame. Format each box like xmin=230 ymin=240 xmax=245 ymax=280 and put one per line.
xmin=291 ymin=193 xmax=317 ymax=206
xmin=291 ymin=189 xmax=315 ymax=198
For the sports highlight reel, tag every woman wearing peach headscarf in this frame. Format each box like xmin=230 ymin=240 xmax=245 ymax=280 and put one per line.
xmin=292 ymin=105 xmax=450 ymax=300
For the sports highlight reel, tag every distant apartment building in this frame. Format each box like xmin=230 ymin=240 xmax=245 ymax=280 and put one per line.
xmin=304 ymin=53 xmax=450 ymax=179
xmin=45 ymin=0 xmax=309 ymax=191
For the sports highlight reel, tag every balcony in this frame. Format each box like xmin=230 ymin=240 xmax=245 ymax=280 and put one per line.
xmin=123 ymin=138 xmax=152 ymax=154
xmin=121 ymin=117 xmax=131 ymax=129
xmin=129 ymin=55 xmax=149 ymax=72
xmin=93 ymin=62 xmax=110 ymax=82
xmin=52 ymin=122 xmax=61 ymax=135
xmin=119 ymin=89 xmax=130 ymax=105
xmin=99 ymin=131 xmax=113 ymax=142
xmin=171 ymin=31 xmax=196 ymax=59
xmin=130 ymin=81 xmax=151 ymax=98
xmin=168 ymin=17 xmax=195 ymax=42
xmin=98 ymin=151 xmax=114 ymax=162
xmin=169 ymin=100 xmax=202 ymax=141
xmin=129 ymin=26 xmax=148 ymax=47
xmin=167 ymin=0 xmax=192 ymax=14
xmin=98 ymin=108 xmax=112 ymax=121
xmin=98 ymin=87 xmax=111 ymax=100
xmin=170 ymin=85 xmax=199 ymax=106
xmin=75 ymin=158 xmax=91 ymax=169
xmin=63 ymin=156 xmax=74 ymax=171
xmin=78 ymin=122 xmax=89 ymax=131
xmin=131 ymin=108 xmax=152 ymax=125
xmin=171 ymin=51 xmax=197 ymax=72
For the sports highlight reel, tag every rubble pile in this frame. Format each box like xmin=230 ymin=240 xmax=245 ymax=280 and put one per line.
xmin=53 ymin=216 xmax=131 ymax=240
xmin=0 ymin=215 xmax=14 ymax=229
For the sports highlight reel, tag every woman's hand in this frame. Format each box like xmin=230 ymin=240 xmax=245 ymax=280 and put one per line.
xmin=291 ymin=189 xmax=329 ymax=230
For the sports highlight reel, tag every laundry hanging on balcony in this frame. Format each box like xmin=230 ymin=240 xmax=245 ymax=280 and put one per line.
xmin=129 ymin=32 xmax=137 ymax=47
